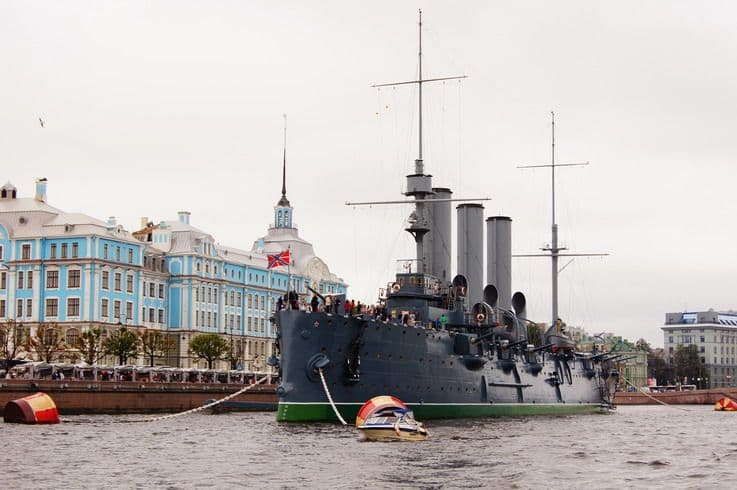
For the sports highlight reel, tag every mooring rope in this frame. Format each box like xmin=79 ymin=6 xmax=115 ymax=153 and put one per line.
xmin=130 ymin=375 xmax=270 ymax=423
xmin=622 ymin=376 xmax=691 ymax=412
xmin=318 ymin=367 xmax=347 ymax=426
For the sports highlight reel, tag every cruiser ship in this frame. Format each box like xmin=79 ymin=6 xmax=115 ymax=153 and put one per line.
xmin=273 ymin=11 xmax=616 ymax=422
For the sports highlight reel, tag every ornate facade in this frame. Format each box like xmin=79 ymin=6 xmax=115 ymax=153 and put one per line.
xmin=0 ymin=177 xmax=346 ymax=369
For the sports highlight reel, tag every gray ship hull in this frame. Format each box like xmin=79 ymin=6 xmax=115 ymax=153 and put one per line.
xmin=275 ymin=310 xmax=611 ymax=422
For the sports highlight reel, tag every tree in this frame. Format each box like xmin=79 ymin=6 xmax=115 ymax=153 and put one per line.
xmin=647 ymin=350 xmax=674 ymax=385
xmin=673 ymin=344 xmax=704 ymax=385
xmin=103 ymin=327 xmax=140 ymax=365
xmin=140 ymin=330 xmax=173 ymax=367
xmin=635 ymin=338 xmax=652 ymax=354
xmin=526 ymin=323 xmax=543 ymax=347
xmin=28 ymin=323 xmax=66 ymax=363
xmin=189 ymin=333 xmax=229 ymax=369
xmin=77 ymin=328 xmax=105 ymax=365
xmin=0 ymin=320 xmax=25 ymax=368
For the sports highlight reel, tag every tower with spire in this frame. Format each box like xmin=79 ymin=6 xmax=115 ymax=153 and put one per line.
xmin=273 ymin=115 xmax=293 ymax=229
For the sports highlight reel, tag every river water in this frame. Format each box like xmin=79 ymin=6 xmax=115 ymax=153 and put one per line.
xmin=3 ymin=405 xmax=735 ymax=489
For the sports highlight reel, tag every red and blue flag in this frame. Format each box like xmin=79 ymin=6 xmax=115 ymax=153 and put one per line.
xmin=267 ymin=249 xmax=291 ymax=269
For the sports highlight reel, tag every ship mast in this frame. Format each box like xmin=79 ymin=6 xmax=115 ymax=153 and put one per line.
xmin=361 ymin=10 xmax=469 ymax=272
xmin=517 ymin=112 xmax=606 ymax=326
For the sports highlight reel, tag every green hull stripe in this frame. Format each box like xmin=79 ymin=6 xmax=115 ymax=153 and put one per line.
xmin=277 ymin=401 xmax=602 ymax=422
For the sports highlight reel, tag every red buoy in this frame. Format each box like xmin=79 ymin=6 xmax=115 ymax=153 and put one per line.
xmin=4 ymin=392 xmax=61 ymax=424
xmin=714 ymin=397 xmax=737 ymax=412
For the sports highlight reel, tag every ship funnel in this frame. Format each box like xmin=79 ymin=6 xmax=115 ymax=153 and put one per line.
xmin=512 ymin=292 xmax=526 ymax=318
xmin=486 ymin=216 xmax=512 ymax=309
xmin=428 ymin=187 xmax=452 ymax=281
xmin=483 ymin=284 xmax=498 ymax=308
xmin=457 ymin=203 xmax=484 ymax=305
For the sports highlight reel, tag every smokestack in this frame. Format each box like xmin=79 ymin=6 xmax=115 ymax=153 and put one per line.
xmin=487 ymin=216 xmax=512 ymax=309
xmin=178 ymin=211 xmax=191 ymax=225
xmin=428 ymin=188 xmax=452 ymax=281
xmin=34 ymin=178 xmax=47 ymax=202
xmin=457 ymin=203 xmax=484 ymax=306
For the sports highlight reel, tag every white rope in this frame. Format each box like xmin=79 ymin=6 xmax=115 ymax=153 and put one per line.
xmin=318 ymin=367 xmax=347 ymax=426
xmin=136 ymin=375 xmax=271 ymax=423
xmin=622 ymin=376 xmax=691 ymax=412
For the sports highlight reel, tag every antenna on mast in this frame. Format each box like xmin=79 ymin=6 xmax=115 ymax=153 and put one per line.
xmin=516 ymin=112 xmax=607 ymax=326
xmin=372 ymin=9 xmax=467 ymax=175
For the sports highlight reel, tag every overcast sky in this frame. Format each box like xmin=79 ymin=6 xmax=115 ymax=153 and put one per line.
xmin=2 ymin=1 xmax=736 ymax=347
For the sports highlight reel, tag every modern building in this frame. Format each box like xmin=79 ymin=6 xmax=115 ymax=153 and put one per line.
xmin=663 ymin=309 xmax=737 ymax=388
xmin=0 ymin=172 xmax=346 ymax=370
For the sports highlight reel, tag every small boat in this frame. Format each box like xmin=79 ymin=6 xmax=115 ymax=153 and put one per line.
xmin=355 ymin=396 xmax=428 ymax=441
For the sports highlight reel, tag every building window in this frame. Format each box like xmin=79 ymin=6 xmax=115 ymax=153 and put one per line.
xmin=149 ymin=283 xmax=155 ymax=297
xmin=46 ymin=298 xmax=59 ymax=317
xmin=50 ymin=244 xmax=57 ymax=259
xmin=126 ymin=275 xmax=133 ymax=293
xmin=148 ymin=307 xmax=154 ymax=323
xmin=72 ymin=242 xmax=79 ymax=258
xmin=248 ymin=294 xmax=252 ymax=308
xmin=16 ymin=299 xmax=23 ymax=317
xmin=101 ymin=270 xmax=109 ymax=290
xmin=26 ymin=271 xmax=32 ymax=289
xmin=196 ymin=262 xmax=201 ymax=272
xmin=128 ymin=249 xmax=133 ymax=263
xmin=61 ymin=243 xmax=68 ymax=259
xmin=22 ymin=244 xmax=30 ymax=260
xmin=158 ymin=284 xmax=164 ymax=299
xmin=115 ymin=247 xmax=120 ymax=262
xmin=0 ymin=272 xmax=5 ymax=289
xmin=66 ymin=328 xmax=79 ymax=346
xmin=158 ymin=309 xmax=164 ymax=324
xmin=214 ymin=288 xmax=218 ymax=304
xmin=67 ymin=298 xmax=80 ymax=317
xmin=46 ymin=270 xmax=60 ymax=289
xmin=68 ymin=269 xmax=81 ymax=288
xmin=195 ymin=287 xmax=199 ymax=302
xmin=17 ymin=271 xmax=24 ymax=289
xmin=0 ymin=299 xmax=5 ymax=317
xmin=103 ymin=244 xmax=109 ymax=260
xmin=101 ymin=298 xmax=109 ymax=319
xmin=126 ymin=302 xmax=133 ymax=321
xmin=114 ymin=272 xmax=121 ymax=291
xmin=113 ymin=300 xmax=121 ymax=320
xmin=26 ymin=299 xmax=32 ymax=318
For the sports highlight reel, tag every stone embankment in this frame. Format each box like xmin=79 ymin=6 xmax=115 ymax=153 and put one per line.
xmin=615 ymin=387 xmax=737 ymax=405
xmin=0 ymin=379 xmax=278 ymax=415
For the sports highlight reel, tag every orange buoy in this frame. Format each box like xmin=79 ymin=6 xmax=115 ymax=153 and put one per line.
xmin=4 ymin=392 xmax=60 ymax=424
xmin=714 ymin=397 xmax=737 ymax=412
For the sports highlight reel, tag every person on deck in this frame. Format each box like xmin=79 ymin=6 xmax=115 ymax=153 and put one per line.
xmin=325 ymin=295 xmax=333 ymax=313
xmin=344 ymin=299 xmax=352 ymax=315
xmin=311 ymin=295 xmax=319 ymax=312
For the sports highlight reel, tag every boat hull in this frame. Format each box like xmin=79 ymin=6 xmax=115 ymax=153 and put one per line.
xmin=275 ymin=310 xmax=610 ymax=422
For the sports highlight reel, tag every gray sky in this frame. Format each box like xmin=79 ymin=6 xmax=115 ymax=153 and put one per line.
xmin=3 ymin=1 xmax=736 ymax=347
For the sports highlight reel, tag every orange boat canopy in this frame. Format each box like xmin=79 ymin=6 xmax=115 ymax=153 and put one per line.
xmin=355 ymin=395 xmax=407 ymax=427
xmin=4 ymin=392 xmax=60 ymax=424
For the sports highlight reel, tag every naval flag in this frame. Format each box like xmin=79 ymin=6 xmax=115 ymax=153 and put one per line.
xmin=267 ymin=249 xmax=291 ymax=269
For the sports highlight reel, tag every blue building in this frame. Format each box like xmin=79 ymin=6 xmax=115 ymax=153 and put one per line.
xmin=0 ymin=176 xmax=346 ymax=369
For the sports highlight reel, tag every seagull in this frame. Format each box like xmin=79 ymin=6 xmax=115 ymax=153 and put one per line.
xmin=39 ymin=117 xmax=45 ymax=128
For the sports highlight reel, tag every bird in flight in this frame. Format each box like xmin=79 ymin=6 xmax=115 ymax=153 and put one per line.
xmin=39 ymin=117 xmax=45 ymax=128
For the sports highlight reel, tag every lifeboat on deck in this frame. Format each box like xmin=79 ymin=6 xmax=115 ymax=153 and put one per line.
xmin=714 ymin=397 xmax=737 ymax=411
xmin=355 ymin=395 xmax=428 ymax=441
xmin=4 ymin=392 xmax=60 ymax=424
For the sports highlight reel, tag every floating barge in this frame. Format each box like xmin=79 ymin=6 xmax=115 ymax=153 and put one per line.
xmin=0 ymin=379 xmax=278 ymax=415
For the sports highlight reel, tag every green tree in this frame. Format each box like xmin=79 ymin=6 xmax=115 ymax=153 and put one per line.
xmin=28 ymin=323 xmax=66 ymax=363
xmin=647 ymin=350 xmax=674 ymax=385
xmin=77 ymin=327 xmax=105 ymax=365
xmin=635 ymin=338 xmax=652 ymax=353
xmin=103 ymin=327 xmax=140 ymax=365
xmin=0 ymin=320 xmax=25 ymax=368
xmin=140 ymin=330 xmax=173 ymax=367
xmin=526 ymin=323 xmax=542 ymax=347
xmin=673 ymin=344 xmax=704 ymax=385
xmin=189 ymin=333 xmax=229 ymax=369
